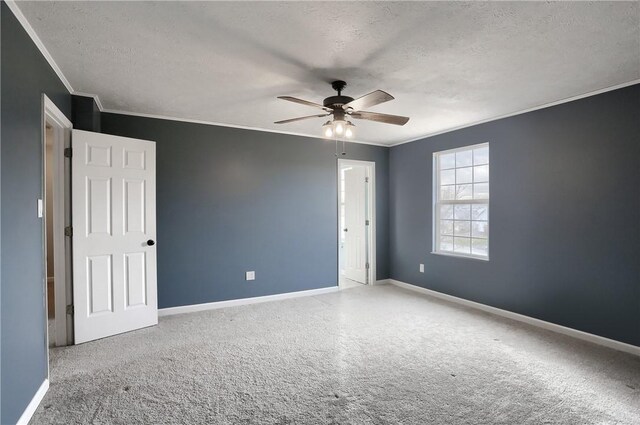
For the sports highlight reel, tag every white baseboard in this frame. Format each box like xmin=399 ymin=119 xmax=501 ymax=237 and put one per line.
xmin=159 ymin=286 xmax=339 ymax=317
xmin=17 ymin=379 xmax=49 ymax=425
xmin=388 ymin=279 xmax=640 ymax=357
xmin=375 ymin=279 xmax=390 ymax=285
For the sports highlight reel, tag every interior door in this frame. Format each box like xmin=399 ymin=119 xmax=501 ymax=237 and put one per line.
xmin=71 ymin=130 xmax=157 ymax=344
xmin=343 ymin=166 xmax=367 ymax=284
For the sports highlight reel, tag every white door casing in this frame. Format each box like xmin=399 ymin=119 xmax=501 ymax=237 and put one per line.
xmin=42 ymin=95 xmax=73 ymax=348
xmin=71 ymin=130 xmax=157 ymax=344
xmin=343 ymin=165 xmax=367 ymax=284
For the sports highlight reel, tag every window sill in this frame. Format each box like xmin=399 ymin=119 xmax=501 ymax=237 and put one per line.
xmin=431 ymin=251 xmax=489 ymax=262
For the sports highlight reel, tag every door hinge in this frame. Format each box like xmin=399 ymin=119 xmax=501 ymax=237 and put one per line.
xmin=365 ymin=219 xmax=370 ymax=226
xmin=365 ymin=262 xmax=370 ymax=269
xmin=66 ymin=305 xmax=74 ymax=316
xmin=64 ymin=226 xmax=73 ymax=237
xmin=64 ymin=147 xmax=72 ymax=158
xmin=365 ymin=177 xmax=369 ymax=183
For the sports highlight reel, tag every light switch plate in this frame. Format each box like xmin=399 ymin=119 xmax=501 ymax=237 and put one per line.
xmin=37 ymin=198 xmax=44 ymax=218
xmin=246 ymin=271 xmax=255 ymax=281
xmin=419 ymin=264 xmax=424 ymax=273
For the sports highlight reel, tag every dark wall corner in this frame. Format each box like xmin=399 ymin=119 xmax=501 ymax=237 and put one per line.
xmin=72 ymin=95 xmax=101 ymax=132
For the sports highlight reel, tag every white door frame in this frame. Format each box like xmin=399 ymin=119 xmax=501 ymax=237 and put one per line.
xmin=337 ymin=159 xmax=376 ymax=285
xmin=42 ymin=94 xmax=73 ymax=353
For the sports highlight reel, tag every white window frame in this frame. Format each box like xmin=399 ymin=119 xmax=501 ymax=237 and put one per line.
xmin=432 ymin=142 xmax=490 ymax=261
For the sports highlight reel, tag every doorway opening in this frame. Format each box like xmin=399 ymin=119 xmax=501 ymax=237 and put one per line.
xmin=42 ymin=94 xmax=73 ymax=352
xmin=338 ymin=159 xmax=376 ymax=289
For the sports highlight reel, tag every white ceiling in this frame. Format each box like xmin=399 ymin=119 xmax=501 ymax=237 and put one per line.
xmin=16 ymin=1 xmax=640 ymax=145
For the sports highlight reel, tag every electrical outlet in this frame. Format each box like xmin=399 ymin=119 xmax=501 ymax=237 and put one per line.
xmin=245 ymin=271 xmax=255 ymax=281
xmin=419 ymin=264 xmax=424 ymax=273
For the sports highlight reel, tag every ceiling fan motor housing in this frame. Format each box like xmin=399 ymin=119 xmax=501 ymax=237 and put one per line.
xmin=323 ymin=96 xmax=353 ymax=112
xmin=324 ymin=80 xmax=353 ymax=110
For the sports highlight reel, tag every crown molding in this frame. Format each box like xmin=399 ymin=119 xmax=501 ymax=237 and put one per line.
xmin=9 ymin=0 xmax=637 ymax=148
xmin=7 ymin=1 xmax=110 ymax=112
xmin=100 ymin=108 xmax=390 ymax=147
xmin=103 ymin=79 xmax=640 ymax=148
xmin=5 ymin=0 xmax=74 ymax=93
xmin=5 ymin=1 xmax=387 ymax=147
xmin=72 ymin=92 xmax=104 ymax=111
xmin=389 ymin=79 xmax=640 ymax=147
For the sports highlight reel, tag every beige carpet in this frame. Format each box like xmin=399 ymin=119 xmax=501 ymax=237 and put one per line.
xmin=33 ymin=284 xmax=640 ymax=424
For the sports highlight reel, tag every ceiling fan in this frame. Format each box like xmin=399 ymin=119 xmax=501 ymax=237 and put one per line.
xmin=274 ymin=80 xmax=409 ymax=139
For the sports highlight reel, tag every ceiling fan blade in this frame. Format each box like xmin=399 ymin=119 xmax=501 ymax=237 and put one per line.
xmin=277 ymin=96 xmax=331 ymax=111
xmin=350 ymin=111 xmax=410 ymax=126
xmin=343 ymin=90 xmax=394 ymax=111
xmin=274 ymin=113 xmax=330 ymax=124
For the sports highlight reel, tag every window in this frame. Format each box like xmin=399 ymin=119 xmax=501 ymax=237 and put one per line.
xmin=433 ymin=143 xmax=489 ymax=259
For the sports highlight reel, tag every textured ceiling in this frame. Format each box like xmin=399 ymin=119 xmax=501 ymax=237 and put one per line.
xmin=17 ymin=1 xmax=640 ymax=145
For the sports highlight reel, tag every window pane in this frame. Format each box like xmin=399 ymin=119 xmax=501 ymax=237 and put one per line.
xmin=472 ymin=238 xmax=488 ymax=256
xmin=473 ymin=165 xmax=489 ymax=183
xmin=440 ymin=204 xmax=454 ymax=219
xmin=454 ymin=204 xmax=471 ymax=220
xmin=454 ymin=237 xmax=471 ymax=254
xmin=455 ymin=184 xmax=473 ymax=200
xmin=456 ymin=167 xmax=473 ymax=184
xmin=474 ymin=146 xmax=489 ymax=165
xmin=441 ymin=169 xmax=455 ymax=185
xmin=435 ymin=144 xmax=489 ymax=258
xmin=440 ymin=220 xmax=454 ymax=235
xmin=471 ymin=204 xmax=488 ymax=221
xmin=456 ymin=150 xmax=473 ymax=167
xmin=473 ymin=183 xmax=489 ymax=199
xmin=440 ymin=153 xmax=456 ymax=170
xmin=440 ymin=185 xmax=455 ymax=200
xmin=454 ymin=221 xmax=471 ymax=237
xmin=440 ymin=236 xmax=454 ymax=251
xmin=472 ymin=221 xmax=488 ymax=238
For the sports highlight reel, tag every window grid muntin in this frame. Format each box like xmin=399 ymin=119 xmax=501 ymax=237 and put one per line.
xmin=434 ymin=143 xmax=489 ymax=259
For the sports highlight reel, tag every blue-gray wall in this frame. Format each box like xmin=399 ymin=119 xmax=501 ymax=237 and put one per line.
xmin=389 ymin=84 xmax=640 ymax=346
xmin=2 ymin=1 xmax=637 ymax=421
xmin=1 ymin=3 xmax=72 ymax=423
xmin=101 ymin=113 xmax=389 ymax=308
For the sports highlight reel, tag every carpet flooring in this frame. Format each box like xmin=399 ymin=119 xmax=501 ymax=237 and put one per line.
xmin=32 ymin=284 xmax=640 ymax=424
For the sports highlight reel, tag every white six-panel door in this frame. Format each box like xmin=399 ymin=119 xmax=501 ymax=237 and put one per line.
xmin=343 ymin=166 xmax=368 ymax=284
xmin=72 ymin=130 xmax=157 ymax=344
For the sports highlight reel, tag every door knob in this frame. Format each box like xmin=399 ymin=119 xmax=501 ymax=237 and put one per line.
xmin=146 ymin=239 xmax=155 ymax=246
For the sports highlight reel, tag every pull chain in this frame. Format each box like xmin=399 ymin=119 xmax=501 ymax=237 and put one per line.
xmin=333 ymin=134 xmax=347 ymax=157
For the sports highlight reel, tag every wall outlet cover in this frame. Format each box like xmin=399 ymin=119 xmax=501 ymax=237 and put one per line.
xmin=419 ymin=264 xmax=425 ymax=273
xmin=246 ymin=271 xmax=255 ymax=281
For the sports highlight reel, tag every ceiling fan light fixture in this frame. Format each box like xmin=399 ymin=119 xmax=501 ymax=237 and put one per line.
xmin=345 ymin=121 xmax=355 ymax=139
xmin=322 ymin=121 xmax=333 ymax=138
xmin=334 ymin=120 xmax=346 ymax=136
